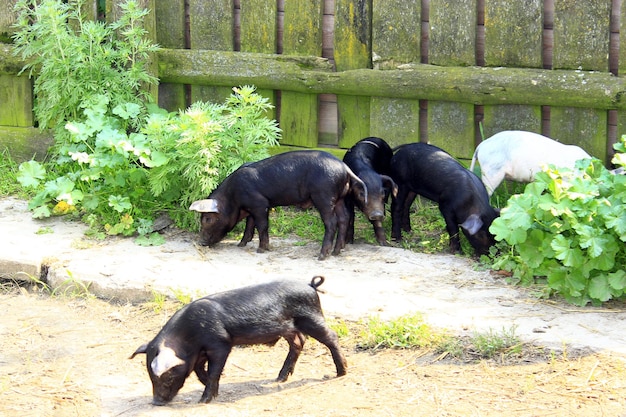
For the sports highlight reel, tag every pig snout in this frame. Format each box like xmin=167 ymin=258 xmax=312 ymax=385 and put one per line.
xmin=367 ymin=209 xmax=384 ymax=221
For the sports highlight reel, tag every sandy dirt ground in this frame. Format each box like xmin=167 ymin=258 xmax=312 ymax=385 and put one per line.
xmin=1 ymin=197 xmax=626 ymax=416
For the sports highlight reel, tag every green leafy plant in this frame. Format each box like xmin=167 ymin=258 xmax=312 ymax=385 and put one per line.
xmin=357 ymin=313 xmax=451 ymax=350
xmin=0 ymin=150 xmax=26 ymax=197
xmin=469 ymin=326 xmax=521 ymax=359
xmin=17 ymin=97 xmax=167 ymax=234
xmin=12 ymin=0 xmax=158 ymax=134
xmin=144 ymin=86 xmax=280 ymax=229
xmin=488 ymin=137 xmax=626 ymax=306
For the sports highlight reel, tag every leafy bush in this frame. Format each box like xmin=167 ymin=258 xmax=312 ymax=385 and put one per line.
xmin=488 ymin=137 xmax=626 ymax=306
xmin=12 ymin=0 xmax=158 ymax=134
xmin=13 ymin=0 xmax=280 ymax=239
xmin=18 ymin=88 xmax=280 ymax=237
xmin=144 ymin=86 xmax=280 ymax=229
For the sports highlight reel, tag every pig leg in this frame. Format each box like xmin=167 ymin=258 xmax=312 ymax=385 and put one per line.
xmin=315 ymin=205 xmax=338 ymax=260
xmin=332 ymin=199 xmax=349 ymax=256
xmin=199 ymin=347 xmax=232 ymax=403
xmin=237 ymin=216 xmax=255 ymax=247
xmin=345 ymin=198 xmax=356 ymax=244
xmin=297 ymin=318 xmax=347 ymax=377
xmin=391 ymin=188 xmax=411 ymax=241
xmin=480 ymin=169 xmax=504 ymax=197
xmin=277 ymin=331 xmax=306 ymax=382
xmin=401 ymin=192 xmax=417 ymax=233
xmin=440 ymin=207 xmax=462 ymax=253
xmin=194 ymin=357 xmax=209 ymax=385
xmin=246 ymin=208 xmax=271 ymax=253
xmin=371 ymin=219 xmax=387 ymax=245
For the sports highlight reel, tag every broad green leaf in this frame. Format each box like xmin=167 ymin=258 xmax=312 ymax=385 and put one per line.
xmin=551 ymin=235 xmax=584 ymax=267
xmin=32 ymin=205 xmax=51 ymax=219
xmin=108 ymin=195 xmax=132 ymax=212
xmin=135 ymin=232 xmax=166 ymax=246
xmin=82 ymin=194 xmax=100 ymax=210
xmin=608 ymin=270 xmax=626 ymax=291
xmin=588 ymin=275 xmax=612 ymax=302
xmin=17 ymin=161 xmax=46 ymax=188
xmin=113 ymin=102 xmax=142 ymax=119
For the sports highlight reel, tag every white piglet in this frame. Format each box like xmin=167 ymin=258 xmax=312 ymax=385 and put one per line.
xmin=470 ymin=130 xmax=591 ymax=196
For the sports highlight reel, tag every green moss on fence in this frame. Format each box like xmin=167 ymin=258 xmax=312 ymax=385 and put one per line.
xmin=429 ymin=0 xmax=476 ymax=66
xmin=484 ymin=0 xmax=543 ymax=68
xmin=0 ymin=127 xmax=53 ymax=162
xmin=372 ymin=0 xmax=420 ymax=69
xmin=553 ymin=0 xmax=611 ymax=71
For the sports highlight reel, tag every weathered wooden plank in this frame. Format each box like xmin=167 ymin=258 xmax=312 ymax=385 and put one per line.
xmin=240 ymin=0 xmax=276 ymax=53
xmin=0 ymin=0 xmax=17 ymax=43
xmin=188 ymin=0 xmax=233 ymax=104
xmin=481 ymin=105 xmax=542 ymax=139
xmin=484 ymin=0 xmax=543 ymax=68
xmin=335 ymin=0 xmax=370 ymax=70
xmin=553 ymin=0 xmax=611 ymax=71
xmin=282 ymin=0 xmax=323 ymax=55
xmin=156 ymin=49 xmax=626 ymax=110
xmin=335 ymin=0 xmax=372 ymax=148
xmin=370 ymin=98 xmax=419 ymax=148
xmin=240 ymin=0 xmax=276 ymax=119
xmin=428 ymin=101 xmax=474 ymax=160
xmin=0 ymin=74 xmax=32 ymax=126
xmin=368 ymin=0 xmax=421 ymax=149
xmin=372 ymin=0 xmax=420 ymax=69
xmin=280 ymin=0 xmax=323 ymax=148
xmin=550 ymin=107 xmax=608 ymax=162
xmin=429 ymin=0 xmax=476 ymax=66
xmin=0 ymin=126 xmax=53 ymax=162
xmin=154 ymin=0 xmax=186 ymax=112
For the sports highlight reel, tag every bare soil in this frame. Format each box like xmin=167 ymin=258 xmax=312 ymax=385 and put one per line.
xmin=1 ymin=197 xmax=626 ymax=416
xmin=1 ymin=291 xmax=625 ymax=417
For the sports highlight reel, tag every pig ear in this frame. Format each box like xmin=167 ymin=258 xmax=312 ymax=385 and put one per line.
xmin=381 ymin=175 xmax=399 ymax=198
xmin=460 ymin=214 xmax=484 ymax=236
xmin=189 ymin=199 xmax=219 ymax=213
xmin=151 ymin=346 xmax=185 ymax=377
xmin=129 ymin=343 xmax=148 ymax=359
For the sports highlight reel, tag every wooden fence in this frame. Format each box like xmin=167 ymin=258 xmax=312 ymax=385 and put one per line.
xmin=1 ymin=0 xmax=625 ymax=164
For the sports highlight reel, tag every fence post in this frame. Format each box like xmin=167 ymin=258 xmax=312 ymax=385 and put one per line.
xmin=481 ymin=0 xmax=542 ymax=144
xmin=279 ymin=0 xmax=323 ymax=148
xmin=334 ymin=0 xmax=372 ymax=148
xmin=154 ymin=0 xmax=187 ymax=111
xmin=239 ymin=0 xmax=277 ymax=120
xmin=369 ymin=0 xmax=420 ymax=148
xmin=427 ymin=0 xmax=476 ymax=159
xmin=188 ymin=0 xmax=234 ymax=104
xmin=551 ymin=0 xmax=610 ymax=162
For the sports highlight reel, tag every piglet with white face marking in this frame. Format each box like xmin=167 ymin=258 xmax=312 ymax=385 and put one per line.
xmin=130 ymin=277 xmax=347 ymax=405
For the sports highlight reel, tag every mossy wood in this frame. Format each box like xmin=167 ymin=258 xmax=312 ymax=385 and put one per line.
xmin=280 ymin=0 xmax=323 ymax=148
xmin=484 ymin=0 xmax=543 ymax=68
xmin=428 ymin=101 xmax=475 ymax=160
xmin=553 ymin=0 xmax=610 ymax=71
xmin=429 ymin=0 xmax=476 ymax=66
xmin=154 ymin=0 xmax=186 ymax=111
xmin=550 ymin=107 xmax=608 ymax=162
xmin=0 ymin=74 xmax=32 ymax=126
xmin=187 ymin=0 xmax=233 ymax=105
xmin=239 ymin=0 xmax=277 ymax=120
xmin=368 ymin=0 xmax=422 ymax=147
xmin=157 ymin=49 xmax=626 ymax=110
xmin=335 ymin=0 xmax=371 ymax=148
xmin=0 ymin=126 xmax=53 ymax=162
